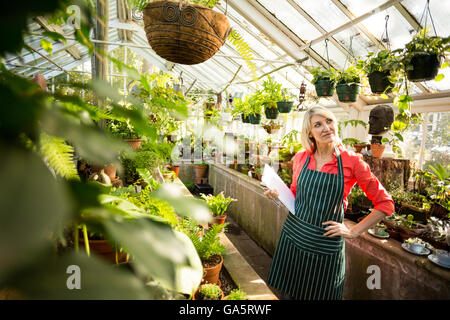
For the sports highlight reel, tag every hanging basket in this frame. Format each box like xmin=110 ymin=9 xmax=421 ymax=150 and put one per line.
xmin=336 ymin=83 xmax=361 ymax=103
xmin=368 ymin=71 xmax=392 ymax=94
xmin=264 ymin=104 xmax=279 ymax=119
xmin=314 ymin=79 xmax=336 ymax=97
xmin=241 ymin=113 xmax=250 ymax=123
xmin=406 ymin=53 xmax=442 ymax=82
xmin=143 ymin=1 xmax=231 ymax=65
xmin=249 ymin=113 xmax=261 ymax=125
xmin=276 ymin=101 xmax=293 ymax=113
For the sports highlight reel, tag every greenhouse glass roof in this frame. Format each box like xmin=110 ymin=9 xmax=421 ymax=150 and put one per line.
xmin=4 ymin=0 xmax=450 ymax=113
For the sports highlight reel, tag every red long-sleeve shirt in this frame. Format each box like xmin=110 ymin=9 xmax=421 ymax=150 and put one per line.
xmin=290 ymin=145 xmax=394 ymax=216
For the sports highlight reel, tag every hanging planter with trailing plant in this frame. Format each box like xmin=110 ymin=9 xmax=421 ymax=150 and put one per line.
xmin=402 ymin=2 xmax=449 ymax=82
xmin=335 ymin=66 xmax=362 ymax=103
xmin=249 ymin=113 xmax=261 ymax=124
xmin=264 ymin=103 xmax=279 ymax=119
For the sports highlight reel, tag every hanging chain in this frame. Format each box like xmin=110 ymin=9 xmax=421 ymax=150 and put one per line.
xmin=380 ymin=15 xmax=391 ymax=51
xmin=418 ymin=0 xmax=438 ymax=36
xmin=325 ymin=38 xmax=331 ymax=69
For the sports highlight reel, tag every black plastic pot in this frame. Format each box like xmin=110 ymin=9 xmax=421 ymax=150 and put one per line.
xmin=406 ymin=53 xmax=442 ymax=82
xmin=264 ymin=104 xmax=279 ymax=119
xmin=336 ymin=83 xmax=361 ymax=103
xmin=249 ymin=113 xmax=261 ymax=124
xmin=368 ymin=71 xmax=392 ymax=94
xmin=241 ymin=113 xmax=250 ymax=123
xmin=314 ymin=79 xmax=336 ymax=97
xmin=276 ymin=101 xmax=293 ymax=113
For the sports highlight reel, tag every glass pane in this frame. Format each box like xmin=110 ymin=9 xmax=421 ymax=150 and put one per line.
xmin=339 ymin=0 xmax=387 ymax=16
xmin=257 ymin=0 xmax=323 ymax=42
xmin=333 ymin=26 xmax=378 ymax=59
xmin=361 ymin=7 xmax=416 ymax=51
xmin=311 ymin=41 xmax=347 ymax=69
xmin=402 ymin=0 xmax=450 ymax=37
xmin=295 ymin=0 xmax=350 ymax=31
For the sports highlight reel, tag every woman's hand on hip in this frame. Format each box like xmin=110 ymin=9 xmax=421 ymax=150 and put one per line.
xmin=322 ymin=221 xmax=357 ymax=239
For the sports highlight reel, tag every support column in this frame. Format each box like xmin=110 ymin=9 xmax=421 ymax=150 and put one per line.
xmin=91 ymin=0 xmax=109 ymax=128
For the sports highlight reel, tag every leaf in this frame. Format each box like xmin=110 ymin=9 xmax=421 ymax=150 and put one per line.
xmin=151 ymin=183 xmax=213 ymax=224
xmin=380 ymin=93 xmax=389 ymax=99
xmin=8 ymin=251 xmax=160 ymax=299
xmin=103 ymin=217 xmax=202 ymax=294
xmin=434 ymin=74 xmax=445 ymax=81
xmin=40 ymin=39 xmax=53 ymax=54
xmin=0 ymin=143 xmax=72 ymax=284
xmin=42 ymin=31 xmax=67 ymax=44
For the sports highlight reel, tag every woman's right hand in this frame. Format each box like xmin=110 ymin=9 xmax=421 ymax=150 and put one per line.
xmin=263 ymin=187 xmax=279 ymax=200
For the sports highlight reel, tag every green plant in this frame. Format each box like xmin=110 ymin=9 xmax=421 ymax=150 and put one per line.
xmin=348 ymin=185 xmax=367 ymax=208
xmin=428 ymin=163 xmax=449 ymax=209
xmin=310 ymin=66 xmax=339 ymax=84
xmin=200 ymin=192 xmax=237 ymax=217
xmin=248 ymin=91 xmax=264 ymax=115
xmin=403 ymin=27 xmax=450 ymax=80
xmin=198 ymin=283 xmax=222 ymax=300
xmin=356 ymin=50 xmax=403 ymax=90
xmin=261 ymin=76 xmax=284 ymax=107
xmin=187 ymin=223 xmax=227 ymax=261
xmin=231 ymin=96 xmax=251 ymax=117
xmin=226 ymin=288 xmax=247 ymax=300
xmin=107 ymin=119 xmax=140 ymax=139
xmin=336 ymin=66 xmax=361 ymax=84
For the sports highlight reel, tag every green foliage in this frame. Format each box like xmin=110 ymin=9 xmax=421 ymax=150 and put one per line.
xmin=198 ymin=283 xmax=222 ymax=300
xmin=231 ymin=96 xmax=250 ymax=117
xmin=201 ymin=191 xmax=237 ymax=217
xmin=226 ymin=288 xmax=247 ymax=300
xmin=228 ymin=29 xmax=257 ymax=78
xmin=336 ymin=66 xmax=361 ymax=84
xmin=279 ymin=167 xmax=292 ymax=187
xmin=356 ymin=50 xmax=403 ymax=79
xmin=39 ymin=133 xmax=79 ymax=180
xmin=348 ymin=185 xmax=367 ymax=208
xmin=107 ymin=119 xmax=140 ymax=139
xmin=404 ymin=27 xmax=450 ymax=64
xmin=309 ymin=67 xmax=338 ymax=84
xmin=281 ymin=130 xmax=301 ymax=146
xmin=260 ymin=76 xmax=293 ymax=106
xmin=338 ymin=119 xmax=367 ymax=138
xmin=188 ymin=223 xmax=227 ymax=261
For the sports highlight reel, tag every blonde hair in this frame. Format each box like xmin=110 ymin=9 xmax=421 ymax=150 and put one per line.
xmin=301 ymin=106 xmax=342 ymax=152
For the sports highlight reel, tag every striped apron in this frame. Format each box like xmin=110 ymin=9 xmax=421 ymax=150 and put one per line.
xmin=267 ymin=146 xmax=345 ymax=300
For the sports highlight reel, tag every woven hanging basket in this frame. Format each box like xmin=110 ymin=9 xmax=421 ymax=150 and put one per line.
xmin=143 ymin=1 xmax=231 ymax=65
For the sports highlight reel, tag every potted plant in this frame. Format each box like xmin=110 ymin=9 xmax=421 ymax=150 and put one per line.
xmin=194 ymin=160 xmax=209 ymax=180
xmin=403 ymin=27 xmax=450 ymax=82
xmin=192 ymin=283 xmax=224 ymax=300
xmin=370 ymin=139 xmax=386 ymax=159
xmin=310 ymin=66 xmax=338 ymax=97
xmin=232 ymin=97 xmax=251 ymax=123
xmin=357 ymin=50 xmax=403 ymax=94
xmin=262 ymin=119 xmax=282 ymax=135
xmin=427 ymin=163 xmax=450 ymax=219
xmin=335 ymin=66 xmax=362 ymax=103
xmin=107 ymin=119 xmax=144 ymax=150
xmin=248 ymin=92 xmax=263 ymax=124
xmin=276 ymin=88 xmax=295 ymax=114
xmin=187 ymin=223 xmax=227 ymax=285
xmin=201 ymin=192 xmax=237 ymax=228
xmin=223 ymin=288 xmax=248 ymax=300
xmin=261 ymin=76 xmax=281 ymax=119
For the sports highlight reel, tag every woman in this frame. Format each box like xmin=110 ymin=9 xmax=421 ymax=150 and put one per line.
xmin=264 ymin=106 xmax=394 ymax=300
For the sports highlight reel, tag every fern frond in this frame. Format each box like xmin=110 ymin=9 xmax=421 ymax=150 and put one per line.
xmin=40 ymin=133 xmax=79 ymax=180
xmin=228 ymin=29 xmax=257 ymax=79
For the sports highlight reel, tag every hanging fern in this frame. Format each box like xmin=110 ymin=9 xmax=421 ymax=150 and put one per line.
xmin=227 ymin=29 xmax=257 ymax=78
xmin=40 ymin=133 xmax=79 ymax=180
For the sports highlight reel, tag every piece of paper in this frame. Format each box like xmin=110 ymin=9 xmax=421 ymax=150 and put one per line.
xmin=261 ymin=164 xmax=295 ymax=214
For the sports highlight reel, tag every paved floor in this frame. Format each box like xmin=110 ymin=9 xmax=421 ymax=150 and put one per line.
xmin=224 ymin=215 xmax=283 ymax=299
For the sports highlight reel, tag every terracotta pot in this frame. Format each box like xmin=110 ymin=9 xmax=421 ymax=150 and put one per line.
xmin=124 ymin=138 xmax=144 ymax=150
xmin=202 ymin=254 xmax=223 ymax=285
xmin=353 ymin=143 xmax=366 ymax=154
xmin=208 ymin=215 xmax=226 ymax=230
xmin=194 ymin=164 xmax=208 ymax=179
xmin=103 ymin=164 xmax=117 ymax=181
xmin=168 ymin=165 xmax=180 ymax=178
xmin=371 ymin=144 xmax=385 ymax=158
xmin=79 ymin=238 xmax=128 ymax=264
